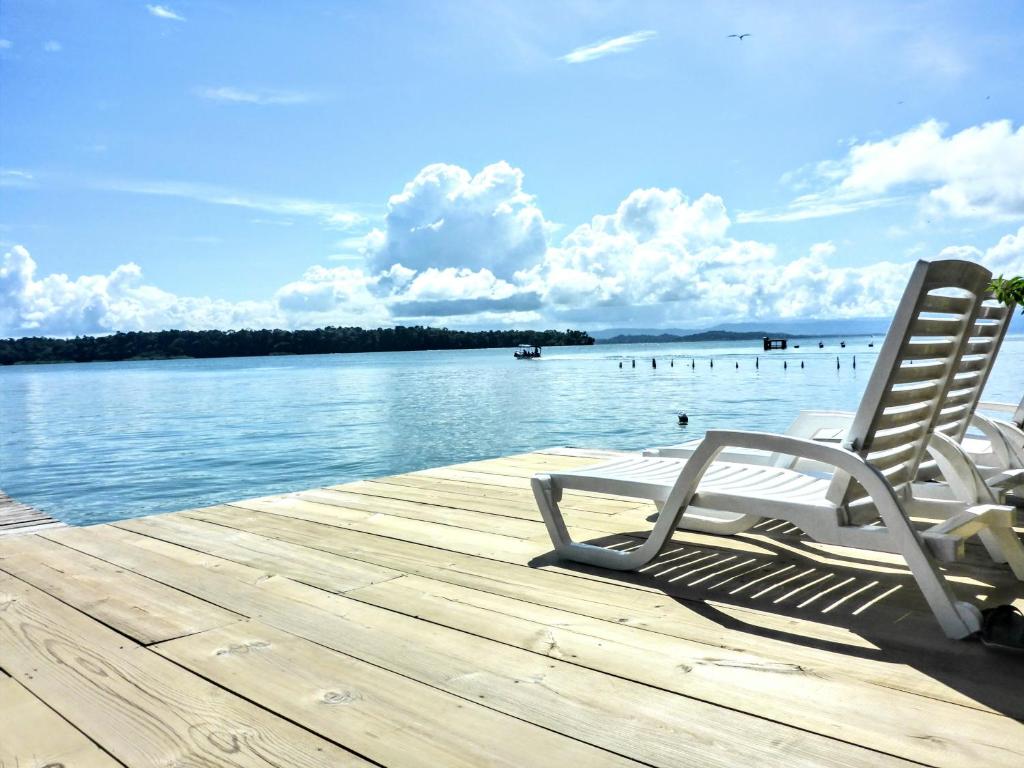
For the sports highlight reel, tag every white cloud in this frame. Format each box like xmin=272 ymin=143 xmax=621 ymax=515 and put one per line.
xmin=5 ymin=161 xmax=1021 ymax=338
xmin=560 ymin=31 xmax=656 ymax=64
xmin=0 ymin=39 xmax=12 ymax=49
xmin=42 ymin=40 xmax=61 ymax=52
xmin=939 ymin=226 xmax=1024 ymax=277
xmin=147 ymin=4 xmax=186 ymax=22
xmin=365 ymin=161 xmax=548 ymax=277
xmin=88 ymin=176 xmax=367 ymax=227
xmin=754 ymin=120 xmax=1024 ymax=224
xmin=274 ymin=265 xmax=389 ymax=325
xmin=0 ymin=169 xmax=35 ymax=188
xmin=196 ymin=86 xmax=317 ymax=105
xmin=1 ymin=246 xmax=275 ymax=335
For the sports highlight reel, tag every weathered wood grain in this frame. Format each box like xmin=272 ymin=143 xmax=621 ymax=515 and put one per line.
xmin=0 ymin=573 xmax=373 ymax=768
xmin=0 ymin=674 xmax=123 ymax=768
xmin=44 ymin=524 xmax=916 ymax=768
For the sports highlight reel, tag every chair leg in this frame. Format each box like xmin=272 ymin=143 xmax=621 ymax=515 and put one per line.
xmin=980 ymin=527 xmax=1024 ymax=580
xmin=873 ymin=496 xmax=983 ymax=638
xmin=533 ymin=475 xmax=681 ymax=571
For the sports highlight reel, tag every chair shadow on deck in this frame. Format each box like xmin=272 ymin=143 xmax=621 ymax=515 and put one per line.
xmin=528 ymin=521 xmax=1024 ymax=719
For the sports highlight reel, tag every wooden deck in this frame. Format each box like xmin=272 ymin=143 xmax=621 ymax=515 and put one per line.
xmin=1 ymin=447 xmax=1022 ymax=768
xmin=0 ymin=488 xmax=65 ymax=537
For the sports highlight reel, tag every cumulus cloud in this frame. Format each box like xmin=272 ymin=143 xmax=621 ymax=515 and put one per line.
xmin=560 ymin=31 xmax=657 ymax=64
xmin=365 ymin=161 xmax=548 ymax=278
xmin=938 ymin=226 xmax=1024 ymax=276
xmin=42 ymin=40 xmax=62 ymax=52
xmin=5 ymin=161 xmax=1021 ymax=338
xmin=747 ymin=119 xmax=1024 ymax=223
xmin=1 ymin=246 xmax=274 ymax=336
xmin=147 ymin=4 xmax=186 ymax=21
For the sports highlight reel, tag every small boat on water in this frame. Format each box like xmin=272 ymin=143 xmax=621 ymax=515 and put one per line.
xmin=514 ymin=344 xmax=541 ymax=360
xmin=840 ymin=340 xmax=846 ymax=348
xmin=818 ymin=341 xmax=824 ymax=348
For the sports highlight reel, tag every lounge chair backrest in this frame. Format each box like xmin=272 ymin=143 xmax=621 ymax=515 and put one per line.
xmin=827 ymin=259 xmax=991 ymax=509
xmin=1015 ymin=394 xmax=1024 ymax=429
xmin=935 ymin=293 xmax=1015 ymax=443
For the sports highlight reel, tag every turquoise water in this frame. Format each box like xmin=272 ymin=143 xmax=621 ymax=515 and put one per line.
xmin=2 ymin=335 xmax=1022 ymax=525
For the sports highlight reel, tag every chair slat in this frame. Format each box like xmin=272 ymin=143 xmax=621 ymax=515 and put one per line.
xmin=869 ymin=423 xmax=928 ymax=452
xmin=919 ymin=294 xmax=973 ymax=314
xmin=885 ymin=384 xmax=941 ymax=407
xmin=892 ymin=361 xmax=946 ymax=384
xmin=910 ymin=317 xmax=963 ymax=336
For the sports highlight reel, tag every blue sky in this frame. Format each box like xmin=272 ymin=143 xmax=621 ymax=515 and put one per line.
xmin=2 ymin=0 xmax=1023 ymax=335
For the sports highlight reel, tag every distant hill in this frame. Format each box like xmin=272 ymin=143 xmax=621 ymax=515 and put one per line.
xmin=708 ymin=318 xmax=892 ymax=336
xmin=589 ymin=317 xmax=892 ymax=340
xmin=597 ymin=330 xmax=798 ymax=345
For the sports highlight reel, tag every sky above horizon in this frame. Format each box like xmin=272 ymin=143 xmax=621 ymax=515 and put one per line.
xmin=2 ymin=0 xmax=1024 ymax=337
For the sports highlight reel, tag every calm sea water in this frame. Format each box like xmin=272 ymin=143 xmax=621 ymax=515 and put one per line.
xmin=2 ymin=335 xmax=1022 ymax=525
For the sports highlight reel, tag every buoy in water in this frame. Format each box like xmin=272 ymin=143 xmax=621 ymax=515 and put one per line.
xmin=618 ymin=361 xmax=622 ymax=368
xmin=784 ymin=361 xmax=788 ymax=369
xmin=670 ymin=359 xmax=674 ymax=367
xmin=735 ymin=361 xmax=739 ymax=369
xmin=678 ymin=413 xmax=689 ymax=425
xmin=632 ymin=359 xmax=636 ymax=368
xmin=800 ymin=361 xmax=804 ymax=368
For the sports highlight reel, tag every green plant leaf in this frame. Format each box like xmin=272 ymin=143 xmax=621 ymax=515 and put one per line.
xmin=989 ymin=275 xmax=1024 ymax=314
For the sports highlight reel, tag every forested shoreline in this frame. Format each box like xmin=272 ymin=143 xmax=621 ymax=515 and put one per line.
xmin=0 ymin=326 xmax=595 ymax=365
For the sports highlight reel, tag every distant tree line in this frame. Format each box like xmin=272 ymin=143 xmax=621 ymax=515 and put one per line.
xmin=0 ymin=326 xmax=595 ymax=365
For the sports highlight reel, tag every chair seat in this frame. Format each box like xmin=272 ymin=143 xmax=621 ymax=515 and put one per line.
xmin=960 ymin=436 xmax=992 ymax=455
xmin=548 ymin=455 xmax=832 ymax=510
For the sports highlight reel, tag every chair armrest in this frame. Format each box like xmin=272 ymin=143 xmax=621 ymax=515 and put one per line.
xmin=968 ymin=413 xmax=1015 ymax=467
xmin=926 ymin=431 xmax=999 ymax=504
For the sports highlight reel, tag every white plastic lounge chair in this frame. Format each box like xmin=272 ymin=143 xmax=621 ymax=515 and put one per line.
xmin=647 ymin=293 xmax=1024 ymax=505
xmin=532 ymin=259 xmax=1024 ymax=639
xmin=964 ymin=394 xmax=1024 ymax=472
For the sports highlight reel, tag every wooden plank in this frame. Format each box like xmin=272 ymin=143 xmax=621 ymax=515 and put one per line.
xmin=0 ymin=489 xmax=64 ymax=537
xmin=155 ymin=621 xmax=642 ymax=768
xmin=227 ymin=494 xmax=569 ymax=562
xmin=0 ymin=674 xmax=123 ymax=768
xmin=364 ymin=472 xmax=643 ymax=514
xmin=295 ymin=487 xmax=550 ymax=538
xmin=0 ymin=573 xmax=374 ymax=768
xmin=0 ymin=534 xmax=243 ymax=644
xmin=171 ymin=504 xmax=1024 ymax=716
xmin=223 ymin=491 xmax=956 ymax=625
xmin=111 ymin=512 xmax=1024 ymax=768
xmin=102 ymin=510 xmax=404 ymax=597
xmin=332 ymin=478 xmax=635 ymax=526
xmin=346 ymin=573 xmax=1023 ymax=768
xmin=43 ymin=524 xmax=916 ymax=768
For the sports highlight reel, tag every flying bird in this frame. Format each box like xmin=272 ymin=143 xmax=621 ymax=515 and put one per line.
xmin=727 ymin=33 xmax=752 ymax=40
